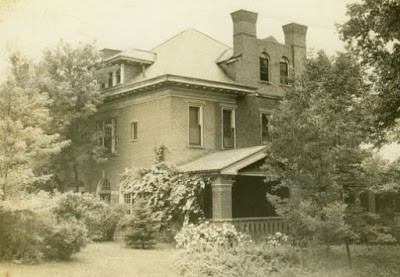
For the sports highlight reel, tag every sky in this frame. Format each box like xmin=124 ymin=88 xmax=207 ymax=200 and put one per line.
xmin=1 ymin=0 xmax=398 ymax=158
xmin=0 ymin=0 xmax=356 ymax=74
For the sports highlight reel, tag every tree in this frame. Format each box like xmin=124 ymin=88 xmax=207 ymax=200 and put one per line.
xmin=265 ymin=51 xmax=375 ymax=265
xmin=37 ymin=41 xmax=107 ymax=190
xmin=0 ymin=52 xmax=66 ymax=200
xmin=122 ymin=199 xmax=156 ymax=249
xmin=339 ymin=0 xmax=400 ymax=143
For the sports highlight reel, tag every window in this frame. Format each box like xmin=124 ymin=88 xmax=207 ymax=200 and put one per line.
xmin=222 ymin=109 xmax=235 ymax=149
xmin=107 ymin=72 xmax=113 ymax=88
xmin=97 ymin=118 xmax=118 ymax=153
xmin=280 ymin=57 xmax=289 ymax=85
xmin=189 ymin=106 xmax=203 ymax=146
xmin=124 ymin=193 xmax=133 ymax=213
xmin=115 ymin=68 xmax=121 ymax=85
xmin=98 ymin=178 xmax=111 ymax=203
xmin=259 ymin=52 xmax=270 ymax=81
xmin=261 ymin=113 xmax=270 ymax=144
xmin=130 ymin=121 xmax=138 ymax=141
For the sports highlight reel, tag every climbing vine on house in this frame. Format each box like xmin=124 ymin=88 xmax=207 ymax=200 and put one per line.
xmin=120 ymin=163 xmax=208 ymax=228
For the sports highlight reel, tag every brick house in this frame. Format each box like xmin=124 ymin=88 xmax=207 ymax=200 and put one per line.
xmin=82 ymin=9 xmax=308 ymax=232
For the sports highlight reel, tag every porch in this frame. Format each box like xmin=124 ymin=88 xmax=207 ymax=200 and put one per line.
xmin=180 ymin=146 xmax=288 ymax=235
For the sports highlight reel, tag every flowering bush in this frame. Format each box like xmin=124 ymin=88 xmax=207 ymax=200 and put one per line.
xmin=266 ymin=232 xmax=292 ymax=247
xmin=120 ymin=163 xmax=207 ymax=230
xmin=175 ymin=222 xmax=252 ymax=250
xmin=175 ymin=223 xmax=304 ymax=277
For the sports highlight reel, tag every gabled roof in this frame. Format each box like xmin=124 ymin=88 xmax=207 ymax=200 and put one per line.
xmin=131 ymin=28 xmax=237 ymax=84
xmin=102 ymin=48 xmax=156 ymax=64
xmin=179 ymin=146 xmax=267 ymax=175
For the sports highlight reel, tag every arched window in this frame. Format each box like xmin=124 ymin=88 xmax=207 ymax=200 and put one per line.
xmin=280 ymin=57 xmax=289 ymax=85
xmin=259 ymin=52 xmax=270 ymax=82
xmin=97 ymin=178 xmax=111 ymax=203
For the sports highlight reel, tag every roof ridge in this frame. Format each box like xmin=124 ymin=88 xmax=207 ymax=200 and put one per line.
xmin=151 ymin=28 xmax=231 ymax=51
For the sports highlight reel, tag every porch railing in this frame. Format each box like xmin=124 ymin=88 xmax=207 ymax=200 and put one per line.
xmin=213 ymin=217 xmax=288 ymax=235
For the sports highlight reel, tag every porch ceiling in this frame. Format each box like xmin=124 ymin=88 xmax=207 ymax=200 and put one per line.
xmin=179 ymin=146 xmax=267 ymax=175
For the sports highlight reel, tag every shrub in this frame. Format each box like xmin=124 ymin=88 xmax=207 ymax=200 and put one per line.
xmin=42 ymin=219 xmax=88 ymax=260
xmin=175 ymin=222 xmax=252 ymax=250
xmin=53 ymin=191 xmax=124 ymax=241
xmin=175 ymin=223 xmax=303 ymax=277
xmin=0 ymin=192 xmax=88 ymax=262
xmin=121 ymin=199 xmax=157 ymax=249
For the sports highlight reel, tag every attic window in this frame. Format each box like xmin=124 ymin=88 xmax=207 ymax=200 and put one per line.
xmin=116 ymin=68 xmax=121 ymax=84
xmin=280 ymin=57 xmax=289 ymax=85
xmin=259 ymin=52 xmax=270 ymax=82
xmin=108 ymin=72 xmax=113 ymax=87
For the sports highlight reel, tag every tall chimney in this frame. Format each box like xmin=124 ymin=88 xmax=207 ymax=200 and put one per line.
xmin=282 ymin=23 xmax=307 ymax=48
xmin=231 ymin=10 xmax=258 ymax=55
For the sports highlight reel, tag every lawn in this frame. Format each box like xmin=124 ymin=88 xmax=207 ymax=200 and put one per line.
xmin=0 ymin=242 xmax=179 ymax=277
xmin=1 ymin=242 xmax=400 ymax=277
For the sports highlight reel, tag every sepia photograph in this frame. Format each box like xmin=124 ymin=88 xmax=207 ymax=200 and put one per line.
xmin=1 ymin=0 xmax=400 ymax=276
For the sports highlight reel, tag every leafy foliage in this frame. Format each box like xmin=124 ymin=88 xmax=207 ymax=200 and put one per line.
xmin=37 ymin=41 xmax=106 ymax=189
xmin=263 ymin=51 xmax=395 ymax=250
xmin=53 ymin=191 xmax=124 ymax=241
xmin=0 ymin=52 xmax=66 ymax=200
xmin=175 ymin=224 xmax=303 ymax=277
xmin=339 ymin=0 xmax=400 ymax=142
xmin=0 ymin=192 xmax=87 ymax=262
xmin=120 ymin=163 xmax=207 ymax=230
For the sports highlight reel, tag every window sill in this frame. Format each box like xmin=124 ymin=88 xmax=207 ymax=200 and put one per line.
xmin=259 ymin=80 xmax=272 ymax=85
xmin=130 ymin=139 xmax=138 ymax=143
xmin=279 ymin=83 xmax=292 ymax=87
xmin=188 ymin=145 xmax=204 ymax=149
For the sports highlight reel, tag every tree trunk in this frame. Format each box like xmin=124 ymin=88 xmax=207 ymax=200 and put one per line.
xmin=345 ymin=239 xmax=352 ymax=268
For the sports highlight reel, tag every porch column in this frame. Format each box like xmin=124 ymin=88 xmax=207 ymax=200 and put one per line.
xmin=211 ymin=175 xmax=233 ymax=220
xmin=368 ymin=191 xmax=376 ymax=213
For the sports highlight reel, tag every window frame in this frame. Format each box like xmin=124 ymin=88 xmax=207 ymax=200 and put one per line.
xmin=221 ymin=107 xmax=236 ymax=149
xmin=260 ymin=112 xmax=271 ymax=145
xmin=130 ymin=121 xmax=138 ymax=142
xmin=259 ymin=52 xmax=270 ymax=82
xmin=97 ymin=178 xmax=111 ymax=203
xmin=280 ymin=57 xmax=290 ymax=85
xmin=188 ymin=104 xmax=204 ymax=147
xmin=124 ymin=193 xmax=133 ymax=214
xmin=97 ymin=118 xmax=118 ymax=154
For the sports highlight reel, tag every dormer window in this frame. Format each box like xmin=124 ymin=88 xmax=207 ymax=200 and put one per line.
xmin=260 ymin=52 xmax=270 ymax=82
xmin=107 ymin=72 xmax=113 ymax=88
xmin=280 ymin=57 xmax=289 ymax=85
xmin=115 ymin=68 xmax=121 ymax=85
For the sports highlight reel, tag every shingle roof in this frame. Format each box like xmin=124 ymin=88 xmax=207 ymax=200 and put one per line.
xmin=179 ymin=146 xmax=267 ymax=173
xmin=131 ymin=28 xmax=237 ymax=84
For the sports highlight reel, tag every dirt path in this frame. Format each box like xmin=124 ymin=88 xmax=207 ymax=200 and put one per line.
xmin=0 ymin=242 xmax=179 ymax=277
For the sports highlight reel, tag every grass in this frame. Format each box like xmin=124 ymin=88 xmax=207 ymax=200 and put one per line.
xmin=0 ymin=242 xmax=179 ymax=277
xmin=1 ymin=242 xmax=400 ymax=277
xmin=303 ymin=245 xmax=400 ymax=277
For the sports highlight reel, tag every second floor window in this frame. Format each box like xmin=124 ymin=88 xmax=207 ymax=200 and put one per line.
xmin=97 ymin=118 xmax=118 ymax=154
xmin=222 ymin=109 xmax=235 ymax=149
xmin=260 ymin=52 xmax=270 ymax=82
xmin=280 ymin=57 xmax=289 ymax=85
xmin=189 ymin=106 xmax=203 ymax=146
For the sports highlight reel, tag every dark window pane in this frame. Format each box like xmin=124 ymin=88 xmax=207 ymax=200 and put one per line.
xmin=223 ymin=110 xmax=234 ymax=148
xmin=260 ymin=54 xmax=269 ymax=81
xmin=131 ymin=122 xmax=138 ymax=140
xmin=261 ymin=114 xmax=269 ymax=144
xmin=116 ymin=69 xmax=121 ymax=84
xmin=189 ymin=107 xmax=201 ymax=145
xmin=280 ymin=61 xmax=289 ymax=84
xmin=108 ymin=72 xmax=113 ymax=87
xmin=104 ymin=119 xmax=112 ymax=152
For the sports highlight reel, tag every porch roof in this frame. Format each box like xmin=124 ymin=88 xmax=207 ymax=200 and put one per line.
xmin=179 ymin=146 xmax=267 ymax=175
